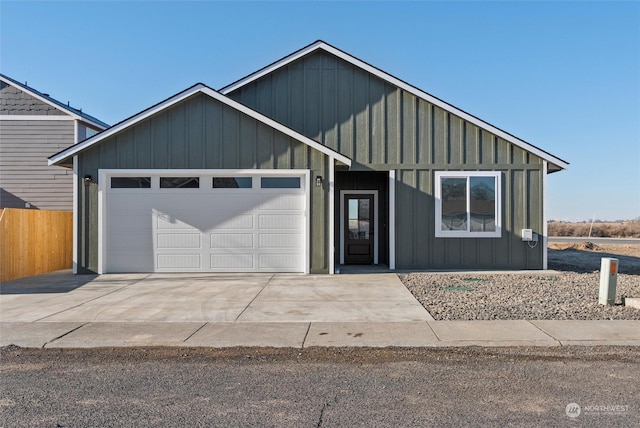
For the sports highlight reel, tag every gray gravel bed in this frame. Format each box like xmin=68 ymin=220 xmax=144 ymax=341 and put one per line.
xmin=399 ymin=272 xmax=640 ymax=320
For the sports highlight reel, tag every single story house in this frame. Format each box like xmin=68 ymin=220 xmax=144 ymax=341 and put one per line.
xmin=1 ymin=74 xmax=108 ymax=210
xmin=49 ymin=41 xmax=568 ymax=275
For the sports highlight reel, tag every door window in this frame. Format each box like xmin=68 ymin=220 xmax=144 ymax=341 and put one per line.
xmin=348 ymin=198 xmax=370 ymax=239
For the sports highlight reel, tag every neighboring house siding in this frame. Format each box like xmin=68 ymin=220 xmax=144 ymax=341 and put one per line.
xmin=228 ymin=50 xmax=546 ymax=269
xmin=0 ymin=119 xmax=75 ymax=210
xmin=76 ymin=93 xmax=331 ymax=273
xmin=0 ymin=81 xmax=66 ymax=115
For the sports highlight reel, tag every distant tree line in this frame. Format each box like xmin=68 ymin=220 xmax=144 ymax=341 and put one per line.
xmin=548 ymin=219 xmax=640 ymax=238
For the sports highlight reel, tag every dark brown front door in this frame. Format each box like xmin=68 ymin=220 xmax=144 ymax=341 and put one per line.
xmin=344 ymin=194 xmax=374 ymax=264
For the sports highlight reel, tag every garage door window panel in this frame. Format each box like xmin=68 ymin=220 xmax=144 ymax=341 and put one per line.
xmin=160 ymin=177 xmax=200 ymax=188
xmin=261 ymin=177 xmax=301 ymax=189
xmin=213 ymin=177 xmax=252 ymax=189
xmin=111 ymin=177 xmax=151 ymax=189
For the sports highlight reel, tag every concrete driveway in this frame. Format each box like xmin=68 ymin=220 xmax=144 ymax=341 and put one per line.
xmin=0 ymin=270 xmax=433 ymax=323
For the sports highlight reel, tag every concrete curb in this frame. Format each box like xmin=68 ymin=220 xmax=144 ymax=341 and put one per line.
xmin=2 ymin=320 xmax=639 ymax=349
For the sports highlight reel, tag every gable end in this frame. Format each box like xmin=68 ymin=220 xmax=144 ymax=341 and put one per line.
xmin=222 ymin=41 xmax=568 ymax=171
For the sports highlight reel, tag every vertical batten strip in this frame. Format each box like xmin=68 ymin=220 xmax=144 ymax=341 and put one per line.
xmin=328 ymin=159 xmax=335 ymax=274
xmin=389 ymin=170 xmax=396 ymax=270
xmin=72 ymin=155 xmax=78 ymax=274
xmin=543 ymin=161 xmax=548 ymax=269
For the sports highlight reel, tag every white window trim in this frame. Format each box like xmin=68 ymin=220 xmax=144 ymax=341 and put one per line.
xmin=434 ymin=171 xmax=502 ymax=238
xmin=388 ymin=170 xmax=396 ymax=270
xmin=72 ymin=155 xmax=78 ymax=274
xmin=0 ymin=115 xmax=74 ymax=121
xmin=339 ymin=190 xmax=379 ymax=265
xmin=329 ymin=160 xmax=335 ymax=274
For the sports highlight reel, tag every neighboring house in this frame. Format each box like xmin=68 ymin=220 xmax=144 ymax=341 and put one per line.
xmin=49 ymin=41 xmax=568 ymax=275
xmin=0 ymin=74 xmax=108 ymax=210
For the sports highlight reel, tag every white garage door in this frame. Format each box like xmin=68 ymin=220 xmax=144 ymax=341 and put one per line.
xmin=102 ymin=172 xmax=308 ymax=273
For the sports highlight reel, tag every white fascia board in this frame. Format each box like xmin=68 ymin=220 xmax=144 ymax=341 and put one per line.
xmin=220 ymin=41 xmax=325 ymax=94
xmin=0 ymin=75 xmax=107 ymax=130
xmin=49 ymin=84 xmax=351 ymax=167
xmin=73 ymin=117 xmax=108 ymax=131
xmin=0 ymin=115 xmax=74 ymax=121
xmin=220 ymin=42 xmax=568 ymax=171
xmin=49 ymin=85 xmax=206 ymax=166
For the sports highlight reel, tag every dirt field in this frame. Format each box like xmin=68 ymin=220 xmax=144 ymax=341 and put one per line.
xmin=548 ymin=242 xmax=640 ymax=274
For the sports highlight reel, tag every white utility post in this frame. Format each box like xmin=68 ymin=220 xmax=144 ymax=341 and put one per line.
xmin=599 ymin=257 xmax=619 ymax=306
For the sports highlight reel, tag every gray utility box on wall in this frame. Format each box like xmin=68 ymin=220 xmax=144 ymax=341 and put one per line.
xmin=599 ymin=258 xmax=619 ymax=306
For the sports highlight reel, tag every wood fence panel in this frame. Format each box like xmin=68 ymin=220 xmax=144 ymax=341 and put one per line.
xmin=0 ymin=208 xmax=72 ymax=282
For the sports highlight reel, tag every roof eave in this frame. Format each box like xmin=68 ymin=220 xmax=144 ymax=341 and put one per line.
xmin=220 ymin=40 xmax=325 ymax=94
xmin=49 ymin=83 xmax=351 ymax=168
xmin=49 ymin=84 xmax=207 ymax=166
xmin=220 ymin=41 xmax=568 ymax=171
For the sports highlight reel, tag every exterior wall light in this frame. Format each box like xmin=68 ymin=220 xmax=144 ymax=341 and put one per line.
xmin=83 ymin=175 xmax=92 ymax=184
xmin=315 ymin=176 xmax=323 ymax=187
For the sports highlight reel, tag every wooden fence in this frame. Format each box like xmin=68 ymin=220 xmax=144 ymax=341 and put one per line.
xmin=0 ymin=208 xmax=73 ymax=283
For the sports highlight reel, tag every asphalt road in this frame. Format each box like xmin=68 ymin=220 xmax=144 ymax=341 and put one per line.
xmin=548 ymin=237 xmax=640 ymax=245
xmin=1 ymin=346 xmax=638 ymax=427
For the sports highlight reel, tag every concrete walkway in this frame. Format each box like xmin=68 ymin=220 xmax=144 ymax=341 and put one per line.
xmin=1 ymin=271 xmax=639 ymax=348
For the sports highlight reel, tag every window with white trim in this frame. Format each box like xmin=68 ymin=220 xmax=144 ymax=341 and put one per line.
xmin=435 ymin=171 xmax=501 ymax=238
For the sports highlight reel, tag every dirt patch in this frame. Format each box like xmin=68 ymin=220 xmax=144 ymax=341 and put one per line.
xmin=2 ymin=345 xmax=639 ymax=365
xmin=547 ymin=243 xmax=640 ymax=274
xmin=549 ymin=241 xmax=602 ymax=251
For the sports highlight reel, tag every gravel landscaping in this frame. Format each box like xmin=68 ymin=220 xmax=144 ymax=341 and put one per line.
xmin=401 ymin=272 xmax=640 ymax=320
xmin=399 ymin=243 xmax=640 ymax=321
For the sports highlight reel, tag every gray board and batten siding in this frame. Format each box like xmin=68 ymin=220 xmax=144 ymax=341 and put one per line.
xmin=227 ymin=49 xmax=547 ymax=269
xmin=0 ymin=82 xmax=74 ymax=210
xmin=75 ymin=93 xmax=332 ymax=274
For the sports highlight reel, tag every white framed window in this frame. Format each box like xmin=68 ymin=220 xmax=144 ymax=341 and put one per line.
xmin=435 ymin=171 xmax=501 ymax=238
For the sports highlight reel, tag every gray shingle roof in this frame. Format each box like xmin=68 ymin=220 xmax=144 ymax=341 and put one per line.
xmin=0 ymin=73 xmax=109 ymax=129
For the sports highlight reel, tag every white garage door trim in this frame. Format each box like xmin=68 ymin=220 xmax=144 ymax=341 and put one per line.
xmin=98 ymin=169 xmax=310 ymax=274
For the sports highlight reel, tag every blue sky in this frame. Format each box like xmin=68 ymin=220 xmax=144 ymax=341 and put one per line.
xmin=1 ymin=1 xmax=638 ymax=221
